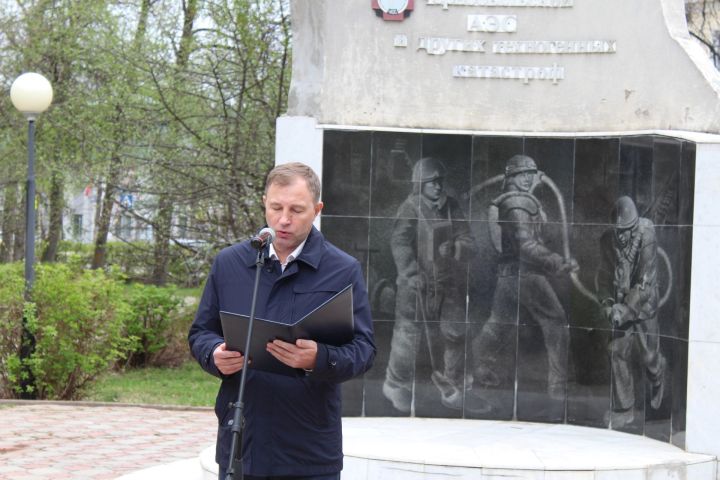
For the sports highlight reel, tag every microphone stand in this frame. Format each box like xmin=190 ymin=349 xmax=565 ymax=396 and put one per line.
xmin=225 ymin=245 xmax=266 ymax=480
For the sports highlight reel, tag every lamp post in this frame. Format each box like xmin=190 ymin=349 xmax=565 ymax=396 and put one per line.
xmin=10 ymin=72 xmax=53 ymax=399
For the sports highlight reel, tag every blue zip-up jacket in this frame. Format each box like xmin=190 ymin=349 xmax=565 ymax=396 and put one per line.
xmin=188 ymin=227 xmax=376 ymax=476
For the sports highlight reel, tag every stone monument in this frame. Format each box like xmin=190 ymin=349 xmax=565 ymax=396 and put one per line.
xmin=272 ymin=0 xmax=720 ymax=478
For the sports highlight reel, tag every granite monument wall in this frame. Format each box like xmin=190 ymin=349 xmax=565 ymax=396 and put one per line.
xmin=319 ymin=130 xmax=694 ymax=447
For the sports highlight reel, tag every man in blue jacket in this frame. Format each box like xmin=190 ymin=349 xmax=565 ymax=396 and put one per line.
xmin=189 ymin=162 xmax=376 ymax=480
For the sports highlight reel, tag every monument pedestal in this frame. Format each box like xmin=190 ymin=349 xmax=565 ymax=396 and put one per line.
xmin=341 ymin=418 xmax=717 ymax=479
xmin=199 ymin=417 xmax=717 ymax=479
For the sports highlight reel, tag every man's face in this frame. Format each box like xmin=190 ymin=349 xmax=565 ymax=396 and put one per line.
xmin=507 ymin=171 xmax=535 ymax=192
xmin=263 ymin=178 xmax=323 ymax=258
xmin=421 ymin=178 xmax=444 ymax=201
xmin=615 ymin=227 xmax=633 ymax=247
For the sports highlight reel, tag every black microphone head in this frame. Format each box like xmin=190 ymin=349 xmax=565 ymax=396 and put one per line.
xmin=250 ymin=227 xmax=276 ymax=249
xmin=259 ymin=227 xmax=276 ymax=243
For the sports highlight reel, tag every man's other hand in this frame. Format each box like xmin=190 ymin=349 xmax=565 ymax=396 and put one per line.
xmin=558 ymin=257 xmax=579 ymax=275
xmin=213 ymin=343 xmax=246 ymax=375
xmin=267 ymin=339 xmax=318 ymax=370
xmin=611 ymin=303 xmax=633 ymax=328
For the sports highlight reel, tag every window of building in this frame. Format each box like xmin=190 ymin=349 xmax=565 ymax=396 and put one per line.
xmin=72 ymin=214 xmax=83 ymax=240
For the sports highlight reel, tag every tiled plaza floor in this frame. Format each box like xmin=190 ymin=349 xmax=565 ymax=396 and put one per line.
xmin=0 ymin=401 xmax=216 ymax=480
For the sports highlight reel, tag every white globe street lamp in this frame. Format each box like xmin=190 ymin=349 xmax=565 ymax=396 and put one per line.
xmin=11 ymin=72 xmax=53 ymax=119
xmin=10 ymin=72 xmax=53 ymax=399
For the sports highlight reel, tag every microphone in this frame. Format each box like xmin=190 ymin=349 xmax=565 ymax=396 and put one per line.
xmin=250 ymin=227 xmax=276 ymax=250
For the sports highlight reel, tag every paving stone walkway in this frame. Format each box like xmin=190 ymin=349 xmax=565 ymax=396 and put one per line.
xmin=0 ymin=401 xmax=216 ymax=480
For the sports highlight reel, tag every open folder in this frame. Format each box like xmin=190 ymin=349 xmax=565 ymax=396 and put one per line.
xmin=220 ymin=284 xmax=354 ymax=376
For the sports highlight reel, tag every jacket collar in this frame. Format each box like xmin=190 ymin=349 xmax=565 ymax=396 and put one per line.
xmin=295 ymin=226 xmax=323 ymax=270
xmin=243 ymin=226 xmax=323 ymax=270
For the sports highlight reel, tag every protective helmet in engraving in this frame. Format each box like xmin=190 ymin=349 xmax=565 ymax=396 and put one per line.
xmin=612 ymin=196 xmax=639 ymax=230
xmin=504 ymin=155 xmax=538 ymax=177
xmin=411 ymin=157 xmax=446 ymax=183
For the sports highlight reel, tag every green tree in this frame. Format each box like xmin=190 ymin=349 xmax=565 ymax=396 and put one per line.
xmin=147 ymin=0 xmax=291 ymax=248
xmin=1 ymin=0 xmax=292 ymax=288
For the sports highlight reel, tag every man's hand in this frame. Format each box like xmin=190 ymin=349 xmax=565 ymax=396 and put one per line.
xmin=557 ymin=257 xmax=580 ymax=275
xmin=404 ymin=274 xmax=424 ymax=291
xmin=438 ymin=240 xmax=454 ymax=258
xmin=213 ymin=343 xmax=246 ymax=375
xmin=610 ymin=303 xmax=633 ymax=328
xmin=267 ymin=339 xmax=318 ymax=370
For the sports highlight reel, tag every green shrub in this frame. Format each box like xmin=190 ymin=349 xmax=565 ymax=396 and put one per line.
xmin=0 ymin=263 xmax=133 ymax=400
xmin=122 ymin=283 xmax=194 ymax=368
xmin=0 ymin=261 xmax=199 ymax=399
xmin=55 ymin=240 xmax=94 ymax=272
xmin=0 ymin=263 xmax=25 ymax=398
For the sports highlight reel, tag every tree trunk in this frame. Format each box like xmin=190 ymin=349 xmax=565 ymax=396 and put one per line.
xmin=93 ymin=181 xmax=103 ymax=239
xmin=41 ymin=173 xmax=64 ymax=262
xmin=275 ymin=4 xmax=290 ymax=119
xmin=151 ymin=195 xmax=173 ymax=285
xmin=12 ymin=189 xmax=25 ymax=262
xmin=1 ymin=182 xmax=19 ymax=263
xmin=91 ymin=151 xmax=120 ymax=269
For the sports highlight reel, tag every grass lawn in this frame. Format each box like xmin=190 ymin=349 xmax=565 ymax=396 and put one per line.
xmin=177 ymin=286 xmax=204 ymax=302
xmin=85 ymin=360 xmax=219 ymax=407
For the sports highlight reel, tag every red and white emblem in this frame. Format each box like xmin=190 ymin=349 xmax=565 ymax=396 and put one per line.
xmin=371 ymin=0 xmax=414 ymax=21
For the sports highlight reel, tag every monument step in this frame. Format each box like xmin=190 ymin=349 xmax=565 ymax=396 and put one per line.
xmin=195 ymin=417 xmax=717 ymax=479
xmin=340 ymin=418 xmax=717 ymax=480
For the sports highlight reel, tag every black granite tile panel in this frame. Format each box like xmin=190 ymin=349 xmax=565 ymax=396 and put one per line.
xmin=678 ymin=141 xmax=696 ymax=226
xmin=568 ymin=223 xmax=609 ymax=329
xmin=654 ymin=226 xmax=690 ymax=339
xmin=466 ymin=322 xmax=517 ymax=420
xmin=674 ymin=226 xmax=693 ymax=341
xmin=650 ymin=137 xmax=683 ymax=227
xmin=322 ymin=130 xmax=371 ymax=216
xmin=566 ymin=326 xmax=611 ymax=428
xmin=364 ymin=320 xmax=410 ymax=417
xmin=573 ymin=137 xmax=620 ymax=225
xmin=421 ymin=134 xmax=473 ymax=213
xmin=368 ymin=217 xmax=471 ymax=317
xmin=320 ymin=216 xmax=370 ymax=282
xmin=670 ymin=338 xmax=688 ymax=449
xmin=644 ymin=335 xmax=673 ymax=443
xmin=523 ymin=137 xmax=576 ymax=229
xmin=413 ymin=320 xmax=465 ymax=419
xmin=469 ymin=136 xmax=524 ymax=220
xmin=619 ymin=136 xmax=654 ymax=217
xmin=341 ymin=376 xmax=364 ymax=417
xmin=607 ymin=328 xmax=645 ymax=435
xmin=470 ymin=266 xmax=519 ymax=327
xmin=367 ymin=218 xmax=400 ymax=322
xmin=517 ymin=271 xmax=572 ymax=330
xmin=516 ymin=324 xmax=567 ymax=423
xmin=370 ymin=132 xmax=422 ymax=219
xmin=467 ymin=217 xmax=505 ymax=321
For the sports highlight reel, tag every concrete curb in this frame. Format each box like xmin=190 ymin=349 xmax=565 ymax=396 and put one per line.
xmin=0 ymin=398 xmax=213 ymax=412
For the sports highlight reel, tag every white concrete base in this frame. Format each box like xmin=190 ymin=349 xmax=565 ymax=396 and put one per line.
xmin=152 ymin=418 xmax=718 ymax=480
xmin=341 ymin=418 xmax=717 ymax=480
xmin=115 ymin=457 xmax=204 ymax=480
xmin=200 ymin=444 xmax=219 ymax=480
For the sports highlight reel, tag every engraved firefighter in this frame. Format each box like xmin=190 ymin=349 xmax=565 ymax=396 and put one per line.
xmin=598 ymin=195 xmax=666 ymax=428
xmin=472 ymin=154 xmax=577 ymax=400
xmin=383 ymin=157 xmax=477 ymax=412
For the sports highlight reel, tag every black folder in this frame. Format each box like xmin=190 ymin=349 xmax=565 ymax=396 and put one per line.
xmin=220 ymin=284 xmax=354 ymax=376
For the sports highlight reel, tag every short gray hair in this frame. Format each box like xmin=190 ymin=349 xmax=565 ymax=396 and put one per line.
xmin=264 ymin=162 xmax=322 ymax=203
